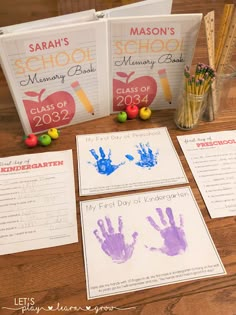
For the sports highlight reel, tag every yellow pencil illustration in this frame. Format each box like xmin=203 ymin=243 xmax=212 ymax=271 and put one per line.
xmin=71 ymin=81 xmax=94 ymax=115
xmin=158 ymin=69 xmax=172 ymax=104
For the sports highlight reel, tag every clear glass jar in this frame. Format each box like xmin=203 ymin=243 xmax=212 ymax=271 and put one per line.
xmin=216 ymin=65 xmax=236 ymax=111
xmin=202 ymin=65 xmax=236 ymax=121
xmin=175 ymin=90 xmax=208 ymax=130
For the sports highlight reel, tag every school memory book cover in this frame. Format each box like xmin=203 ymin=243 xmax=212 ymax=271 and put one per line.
xmin=109 ymin=14 xmax=202 ymax=112
xmin=0 ymin=10 xmax=110 ymax=135
xmin=0 ymin=0 xmax=202 ymax=134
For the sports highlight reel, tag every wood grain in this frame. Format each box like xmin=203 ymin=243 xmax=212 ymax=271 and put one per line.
xmin=0 ymin=1 xmax=236 ymax=315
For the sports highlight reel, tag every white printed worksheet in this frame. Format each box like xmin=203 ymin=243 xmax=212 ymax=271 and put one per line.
xmin=80 ymin=186 xmax=226 ymax=299
xmin=177 ymin=130 xmax=236 ymax=218
xmin=76 ymin=127 xmax=188 ymax=195
xmin=0 ymin=150 xmax=78 ymax=255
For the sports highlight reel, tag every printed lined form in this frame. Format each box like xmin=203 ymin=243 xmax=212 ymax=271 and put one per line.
xmin=0 ymin=150 xmax=78 ymax=255
xmin=177 ymin=130 xmax=236 ymax=218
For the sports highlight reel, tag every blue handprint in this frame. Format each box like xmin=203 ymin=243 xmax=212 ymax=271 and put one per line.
xmin=88 ymin=147 xmax=125 ymax=175
xmin=126 ymin=142 xmax=159 ymax=169
xmin=146 ymin=207 xmax=187 ymax=256
xmin=94 ymin=216 xmax=138 ymax=264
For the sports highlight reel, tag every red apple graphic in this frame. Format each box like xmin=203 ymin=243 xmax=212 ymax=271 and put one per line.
xmin=23 ymin=89 xmax=75 ymax=133
xmin=113 ymin=72 xmax=157 ymax=112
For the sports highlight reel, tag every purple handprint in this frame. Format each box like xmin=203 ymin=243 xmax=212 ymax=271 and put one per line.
xmin=146 ymin=207 xmax=187 ymax=256
xmin=94 ymin=216 xmax=138 ymax=264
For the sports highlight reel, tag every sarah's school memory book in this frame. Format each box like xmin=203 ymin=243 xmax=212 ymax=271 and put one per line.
xmin=0 ymin=0 xmax=202 ymax=134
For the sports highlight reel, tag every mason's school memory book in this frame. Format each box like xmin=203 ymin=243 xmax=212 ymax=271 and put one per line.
xmin=109 ymin=13 xmax=202 ymax=112
xmin=0 ymin=0 xmax=202 ymax=134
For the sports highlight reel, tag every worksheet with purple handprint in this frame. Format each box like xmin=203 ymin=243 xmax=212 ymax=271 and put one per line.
xmin=76 ymin=127 xmax=188 ymax=196
xmin=80 ymin=187 xmax=226 ymax=299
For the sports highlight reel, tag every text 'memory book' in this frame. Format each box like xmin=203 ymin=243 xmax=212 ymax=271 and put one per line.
xmin=0 ymin=0 xmax=202 ymax=134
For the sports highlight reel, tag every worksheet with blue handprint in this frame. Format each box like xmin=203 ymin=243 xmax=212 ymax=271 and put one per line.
xmin=80 ymin=186 xmax=225 ymax=299
xmin=76 ymin=127 xmax=188 ymax=196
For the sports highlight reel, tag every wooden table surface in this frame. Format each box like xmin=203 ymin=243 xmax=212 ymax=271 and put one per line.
xmin=0 ymin=1 xmax=236 ymax=315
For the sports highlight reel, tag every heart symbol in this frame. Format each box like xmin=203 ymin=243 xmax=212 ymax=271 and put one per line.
xmin=23 ymin=89 xmax=76 ymax=133
xmin=48 ymin=306 xmax=53 ymax=310
xmin=86 ymin=306 xmax=91 ymax=310
xmin=113 ymin=72 xmax=157 ymax=111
